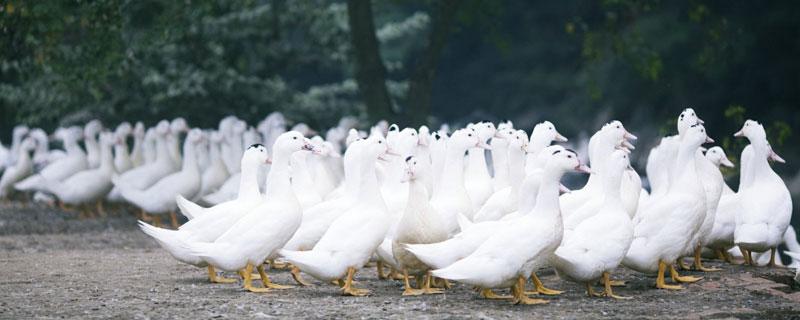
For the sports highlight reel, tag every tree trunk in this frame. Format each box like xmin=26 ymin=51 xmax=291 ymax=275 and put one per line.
xmin=405 ymin=0 xmax=460 ymax=126
xmin=346 ymin=0 xmax=393 ymax=124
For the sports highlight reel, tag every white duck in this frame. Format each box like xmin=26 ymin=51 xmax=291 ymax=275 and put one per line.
xmin=83 ymin=120 xmax=103 ymax=169
xmin=139 ymin=143 xmax=270 ymax=283
xmin=703 ymin=146 xmax=738 ymax=262
xmin=29 ymin=128 xmax=65 ymax=170
xmin=733 ymin=120 xmax=792 ymax=266
xmin=392 ymin=156 xmax=448 ymax=295
xmin=187 ymin=132 xmax=312 ymax=292
xmin=431 ymin=129 xmax=488 ymax=233
xmin=197 ymin=131 xmax=229 ymax=199
xmin=114 ymin=128 xmax=202 ymax=228
xmin=129 ymin=122 xmax=146 ymax=167
xmin=15 ymin=127 xmax=87 ymax=193
xmin=113 ymin=122 xmax=134 ymax=173
xmin=290 ymin=142 xmax=323 ymax=210
xmin=551 ymin=150 xmax=634 ymax=299
xmin=407 ymin=145 xmax=571 ymax=297
xmin=414 ymin=126 xmax=434 ymax=195
xmin=142 ymin=127 xmax=157 ymax=165
xmin=4 ymin=125 xmax=29 ymax=167
xmin=45 ymin=132 xmax=116 ymax=214
xmin=623 ymin=124 xmax=710 ymax=290
xmin=473 ymin=129 xmax=529 ymax=222
xmin=168 ymin=118 xmax=189 ymax=167
xmin=464 ymin=122 xmax=497 ymax=212
xmin=429 ymin=131 xmax=448 ymax=194
xmin=0 ymin=137 xmax=35 ymax=199
xmin=523 ymin=121 xmax=568 ymax=174
xmin=645 ymin=108 xmax=703 ymax=201
xmin=489 ymin=128 xmax=512 ymax=192
xmin=431 ymin=148 xmax=587 ymax=304
xmin=109 ymin=121 xmax=179 ymax=204
xmin=280 ymin=134 xmax=391 ymax=296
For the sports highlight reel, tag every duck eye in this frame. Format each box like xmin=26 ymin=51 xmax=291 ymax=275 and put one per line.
xmin=616 ymin=125 xmax=620 ymax=129
xmin=468 ymin=134 xmax=472 ymax=137
xmin=378 ymin=141 xmax=382 ymax=144
xmin=293 ymin=137 xmax=297 ymax=140
xmin=567 ymin=155 xmax=573 ymax=158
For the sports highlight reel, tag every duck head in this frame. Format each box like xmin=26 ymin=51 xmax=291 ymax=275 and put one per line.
xmin=705 ymin=146 xmax=735 ymax=168
xmin=511 ymin=129 xmax=529 ymax=153
xmin=545 ymin=147 xmax=592 ymax=174
xmin=19 ymin=137 xmax=37 ymax=152
xmin=155 ymin=120 xmax=170 ymax=136
xmin=607 ymin=149 xmax=632 ymax=174
xmin=115 ymin=122 xmax=132 ymax=138
xmin=170 ymin=118 xmax=189 ymax=134
xmin=84 ymin=120 xmax=103 ymax=138
xmin=677 ymin=108 xmax=703 ymax=135
xmin=99 ymin=132 xmax=116 ymax=147
xmin=472 ymin=121 xmax=497 ymax=141
xmin=273 ymin=131 xmax=316 ymax=157
xmin=683 ymin=124 xmax=714 ymax=151
xmin=389 ymin=127 xmax=419 ymax=156
xmin=243 ymin=143 xmax=271 ymax=165
xmin=363 ymin=134 xmax=390 ymax=162
xmin=533 ymin=120 xmax=568 ymax=143
xmin=133 ymin=122 xmax=146 ymax=139
xmin=451 ymin=129 xmax=490 ymax=151
xmin=28 ymin=129 xmax=48 ymax=144
xmin=402 ymin=155 xmax=420 ymax=182
xmin=346 ymin=128 xmax=363 ymax=147
xmin=418 ymin=126 xmax=431 ymax=147
xmin=13 ymin=125 xmax=30 ymax=140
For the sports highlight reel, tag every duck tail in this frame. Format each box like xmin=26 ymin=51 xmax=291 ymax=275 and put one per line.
xmin=430 ymin=261 xmax=474 ymax=282
xmin=783 ymin=226 xmax=800 ymax=252
xmin=456 ymin=212 xmax=473 ymax=231
xmin=176 ymin=194 xmax=205 ymax=220
xmin=138 ymin=221 xmax=202 ymax=265
xmin=113 ymin=175 xmax=149 ymax=208
xmin=14 ymin=174 xmax=44 ymax=192
xmin=279 ymin=249 xmax=338 ymax=280
xmin=403 ymin=241 xmax=458 ymax=270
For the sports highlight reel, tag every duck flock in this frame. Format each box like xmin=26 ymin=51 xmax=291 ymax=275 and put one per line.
xmin=0 ymin=109 xmax=797 ymax=304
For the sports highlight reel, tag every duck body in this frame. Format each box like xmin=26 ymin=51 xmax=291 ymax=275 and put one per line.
xmin=109 ymin=121 xmax=179 ymax=199
xmin=281 ymin=135 xmax=390 ymax=282
xmin=552 ymin=151 xmax=634 ymax=284
xmin=624 ymin=124 xmax=708 ymax=273
xmin=46 ymin=133 xmax=116 ymax=205
xmin=15 ymin=127 xmax=87 ymax=192
xmin=734 ymin=123 xmax=792 ymax=253
xmin=140 ymin=144 xmax=270 ymax=267
xmin=431 ymin=129 xmax=486 ymax=234
xmin=0 ymin=138 xmax=35 ymax=198
xmin=464 ymin=122 xmax=497 ymax=212
xmin=187 ymin=133 xmax=308 ymax=272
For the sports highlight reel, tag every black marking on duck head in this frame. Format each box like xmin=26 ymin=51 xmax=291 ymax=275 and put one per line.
xmin=248 ymin=143 xmax=264 ymax=150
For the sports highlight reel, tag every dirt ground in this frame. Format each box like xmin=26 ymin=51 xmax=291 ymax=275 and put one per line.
xmin=1 ymin=202 xmax=799 ymax=319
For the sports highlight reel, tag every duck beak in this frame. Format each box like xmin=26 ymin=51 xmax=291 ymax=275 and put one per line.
xmin=559 ymin=184 xmax=571 ymax=194
xmin=624 ymin=131 xmax=638 ymax=141
xmin=385 ymin=148 xmax=400 ymax=157
xmin=575 ymin=164 xmax=592 ymax=174
xmin=733 ymin=130 xmax=744 ymax=137
xmin=697 ymin=118 xmax=705 ymax=125
xmin=615 ymin=145 xmax=632 ymax=154
xmin=721 ymin=157 xmax=735 ymax=168
xmin=265 ymin=157 xmax=273 ymax=164
xmin=476 ymin=141 xmax=492 ymax=150
xmin=769 ymin=150 xmax=786 ymax=164
xmin=621 ymin=140 xmax=636 ymax=150
xmin=705 ymin=137 xmax=715 ymax=144
xmin=418 ymin=139 xmax=429 ymax=147
xmin=699 ymin=146 xmax=708 ymax=152
xmin=554 ymin=132 xmax=568 ymax=142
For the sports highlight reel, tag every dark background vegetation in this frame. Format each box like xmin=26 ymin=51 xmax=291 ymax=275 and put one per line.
xmin=1 ymin=1 xmax=798 ymax=200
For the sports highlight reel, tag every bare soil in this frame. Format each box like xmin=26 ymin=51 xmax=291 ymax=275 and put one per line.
xmin=1 ymin=202 xmax=799 ymax=319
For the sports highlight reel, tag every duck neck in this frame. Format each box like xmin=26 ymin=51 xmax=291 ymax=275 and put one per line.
xmin=34 ymin=137 xmax=48 ymax=155
xmin=101 ymin=143 xmax=115 ymax=172
xmin=181 ymin=139 xmax=198 ymax=172
xmin=528 ymin=137 xmax=550 ymax=155
xmin=85 ymin=132 xmax=99 ymax=154
xmin=155 ymin=134 xmax=171 ymax=163
xmin=359 ymin=158 xmax=386 ymax=206
xmin=531 ymin=169 xmax=563 ymax=217
xmin=491 ymin=141 xmax=509 ymax=185
xmin=749 ymin=140 xmax=775 ymax=179
xmin=508 ymin=146 xmax=526 ymax=190
xmin=438 ymin=145 xmax=467 ymax=193
xmin=602 ymin=168 xmax=624 ymax=209
xmin=291 ymin=152 xmax=315 ymax=188
xmin=64 ymin=136 xmax=83 ymax=156
xmin=467 ymin=147 xmax=488 ymax=176
xmin=264 ymin=150 xmax=294 ymax=199
xmin=670 ymin=142 xmax=700 ymax=192
xmin=210 ymin=141 xmax=225 ymax=167
xmin=237 ymin=158 xmax=262 ymax=200
xmin=114 ymin=142 xmax=130 ymax=161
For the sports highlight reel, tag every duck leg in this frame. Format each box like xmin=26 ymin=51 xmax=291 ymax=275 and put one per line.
xmin=740 ymin=247 xmax=753 ymax=265
xmin=669 ymin=264 xmax=703 ymax=283
xmin=240 ymin=263 xmax=270 ymax=293
xmin=421 ymin=271 xmax=444 ymax=294
xmin=768 ymin=248 xmax=777 ymax=267
xmin=656 ymin=260 xmax=683 ymax=290
xmin=96 ymin=200 xmax=106 ymax=218
xmin=341 ymin=267 xmax=369 ymax=296
xmin=479 ymin=288 xmax=512 ymax=300
xmin=401 ymin=269 xmax=424 ymax=296
xmin=169 ymin=211 xmax=180 ymax=229
xmin=290 ymin=265 xmax=312 ymax=286
xmin=600 ymin=272 xmax=630 ymax=299
xmin=585 ymin=282 xmax=602 ymax=297
xmin=207 ymin=265 xmax=237 ymax=284
xmin=693 ymin=246 xmax=721 ymax=271
xmin=376 ymin=260 xmax=387 ymax=280
xmin=432 ymin=276 xmax=452 ymax=289
xmin=723 ymin=251 xmax=734 ymax=264
xmin=389 ymin=267 xmax=404 ymax=280
xmin=677 ymin=258 xmax=691 ymax=271
xmin=512 ymin=276 xmax=548 ymax=305
xmin=151 ymin=214 xmax=163 ymax=228
xmin=270 ymin=259 xmax=289 ymax=270
xmin=257 ymin=264 xmax=293 ymax=289
xmin=715 ymin=249 xmax=726 ymax=261
xmin=528 ymin=273 xmax=563 ymax=295
xmin=139 ymin=209 xmax=152 ymax=221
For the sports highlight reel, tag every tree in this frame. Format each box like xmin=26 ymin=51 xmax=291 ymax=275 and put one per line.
xmin=346 ymin=0 xmax=394 ymax=124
